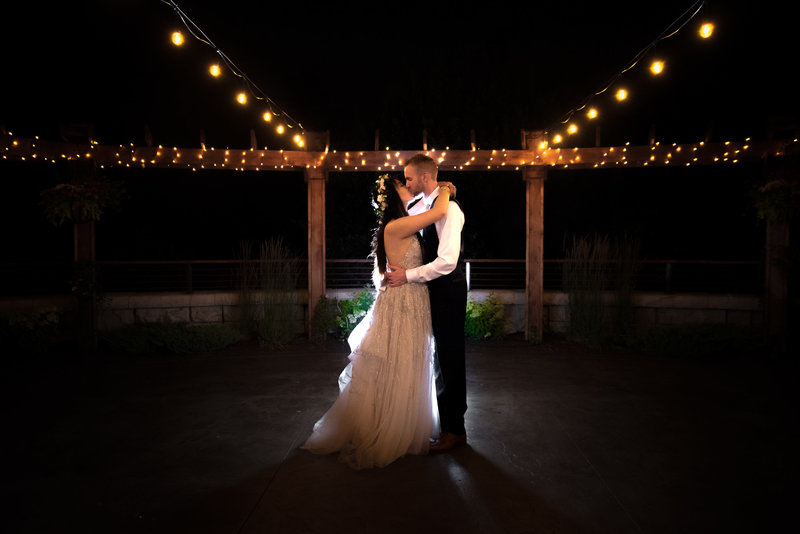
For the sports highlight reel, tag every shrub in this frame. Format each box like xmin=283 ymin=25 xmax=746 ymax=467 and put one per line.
xmin=309 ymin=295 xmax=340 ymax=342
xmin=0 ymin=308 xmax=71 ymax=354
xmin=99 ymin=320 xmax=242 ymax=355
xmin=628 ymin=323 xmax=763 ymax=359
xmin=465 ymin=293 xmax=506 ymax=340
xmin=336 ymin=287 xmax=375 ymax=340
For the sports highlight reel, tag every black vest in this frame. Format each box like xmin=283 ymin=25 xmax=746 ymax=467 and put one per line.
xmin=420 ymin=196 xmax=466 ymax=287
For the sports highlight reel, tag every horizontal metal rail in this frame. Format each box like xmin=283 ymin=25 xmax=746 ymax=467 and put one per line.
xmin=0 ymin=259 xmax=761 ymax=296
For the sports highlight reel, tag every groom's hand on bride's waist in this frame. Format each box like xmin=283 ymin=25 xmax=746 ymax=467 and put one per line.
xmin=386 ymin=265 xmax=407 ymax=287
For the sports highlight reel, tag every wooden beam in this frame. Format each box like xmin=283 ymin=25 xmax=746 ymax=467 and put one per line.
xmin=3 ymin=134 xmax=794 ymax=172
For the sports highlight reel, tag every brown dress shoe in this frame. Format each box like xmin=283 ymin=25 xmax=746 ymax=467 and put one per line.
xmin=429 ymin=432 xmax=467 ymax=453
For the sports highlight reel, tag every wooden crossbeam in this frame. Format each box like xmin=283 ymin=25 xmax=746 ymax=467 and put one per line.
xmin=3 ymin=134 xmax=796 ymax=172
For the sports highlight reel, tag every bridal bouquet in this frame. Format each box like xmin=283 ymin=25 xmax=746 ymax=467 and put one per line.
xmin=40 ymin=178 xmax=125 ymax=225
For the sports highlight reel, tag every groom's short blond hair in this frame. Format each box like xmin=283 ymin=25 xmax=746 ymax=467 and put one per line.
xmin=406 ymin=153 xmax=438 ymax=180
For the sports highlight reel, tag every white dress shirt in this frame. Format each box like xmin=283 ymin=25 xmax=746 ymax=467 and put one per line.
xmin=405 ymin=188 xmax=465 ymax=283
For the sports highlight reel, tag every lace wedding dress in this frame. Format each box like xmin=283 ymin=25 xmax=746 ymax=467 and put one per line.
xmin=302 ymin=237 xmax=439 ymax=469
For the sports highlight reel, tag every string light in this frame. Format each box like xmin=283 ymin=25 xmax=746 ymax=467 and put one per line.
xmin=552 ymin=1 xmax=709 ymax=146
xmin=699 ymin=22 xmax=714 ymax=38
xmin=276 ymin=125 xmax=285 ymax=135
xmin=567 ymin=124 xmax=578 ymax=135
xmin=160 ymin=0 xmax=304 ymax=146
xmin=262 ymin=111 xmax=272 ymax=122
xmin=171 ymin=31 xmax=184 ymax=46
xmin=650 ymin=60 xmax=665 ymax=75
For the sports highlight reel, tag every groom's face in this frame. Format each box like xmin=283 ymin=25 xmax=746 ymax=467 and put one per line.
xmin=404 ymin=165 xmax=426 ymax=196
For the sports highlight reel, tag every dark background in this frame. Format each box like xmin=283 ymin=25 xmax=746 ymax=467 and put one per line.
xmin=0 ymin=1 xmax=794 ymax=262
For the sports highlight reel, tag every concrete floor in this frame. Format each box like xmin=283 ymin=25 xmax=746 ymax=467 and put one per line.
xmin=2 ymin=336 xmax=796 ymax=533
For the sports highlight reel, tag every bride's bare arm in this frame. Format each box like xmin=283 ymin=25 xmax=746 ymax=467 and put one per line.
xmin=385 ymin=186 xmax=450 ymax=239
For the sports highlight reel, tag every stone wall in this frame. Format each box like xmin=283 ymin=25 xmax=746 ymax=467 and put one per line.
xmin=466 ymin=289 xmax=761 ymax=334
xmin=1 ymin=289 xmax=761 ymax=335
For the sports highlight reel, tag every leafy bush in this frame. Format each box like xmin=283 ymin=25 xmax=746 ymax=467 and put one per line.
xmin=309 ymin=295 xmax=340 ymax=342
xmin=0 ymin=308 xmax=71 ymax=354
xmin=336 ymin=287 xmax=375 ymax=340
xmin=628 ymin=323 xmax=763 ymax=359
xmin=465 ymin=293 xmax=506 ymax=340
xmin=99 ymin=321 xmax=242 ymax=355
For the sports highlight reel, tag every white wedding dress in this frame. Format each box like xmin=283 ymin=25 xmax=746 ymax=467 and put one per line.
xmin=302 ymin=238 xmax=439 ymax=469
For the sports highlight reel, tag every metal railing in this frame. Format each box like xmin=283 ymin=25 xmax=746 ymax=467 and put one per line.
xmin=0 ymin=258 xmax=761 ymax=296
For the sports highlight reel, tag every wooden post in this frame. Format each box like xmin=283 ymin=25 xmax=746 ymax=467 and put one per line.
xmin=764 ymin=219 xmax=789 ymax=353
xmin=63 ymin=158 xmax=98 ymax=355
xmin=250 ymin=129 xmax=258 ymax=151
xmin=524 ymin=165 xmax=546 ymax=343
xmin=305 ymin=165 xmax=327 ymax=337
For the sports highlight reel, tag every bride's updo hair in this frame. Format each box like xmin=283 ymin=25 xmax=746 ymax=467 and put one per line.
xmin=371 ymin=177 xmax=408 ymax=275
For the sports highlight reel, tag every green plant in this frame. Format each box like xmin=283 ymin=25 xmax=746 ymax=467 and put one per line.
xmin=40 ymin=178 xmax=125 ymax=225
xmin=563 ymin=234 xmax=611 ymax=346
xmin=464 ymin=293 xmax=506 ymax=340
xmin=310 ymin=295 xmax=340 ymax=342
xmin=609 ymin=236 xmax=640 ymax=344
xmin=336 ymin=287 xmax=375 ymax=339
xmin=99 ymin=320 xmax=242 ymax=355
xmin=0 ymin=308 xmax=71 ymax=354
xmin=236 ymin=239 xmax=300 ymax=348
xmin=562 ymin=234 xmax=640 ymax=347
xmin=628 ymin=323 xmax=763 ymax=359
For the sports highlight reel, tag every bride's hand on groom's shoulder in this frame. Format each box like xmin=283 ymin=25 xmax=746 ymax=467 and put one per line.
xmin=439 ymin=181 xmax=456 ymax=198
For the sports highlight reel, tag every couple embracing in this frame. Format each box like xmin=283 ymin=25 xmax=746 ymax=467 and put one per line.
xmin=302 ymin=154 xmax=468 ymax=469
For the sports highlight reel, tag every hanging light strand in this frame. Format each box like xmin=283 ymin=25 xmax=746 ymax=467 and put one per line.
xmin=556 ymin=0 xmax=707 ymax=127
xmin=160 ymin=0 xmax=304 ymax=134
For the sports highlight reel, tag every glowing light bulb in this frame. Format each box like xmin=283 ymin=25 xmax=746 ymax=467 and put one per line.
xmin=567 ymin=124 xmax=578 ymax=135
xmin=276 ymin=125 xmax=285 ymax=135
xmin=553 ymin=134 xmax=563 ymax=144
xmin=650 ymin=60 xmax=664 ymax=75
xmin=615 ymin=88 xmax=628 ymax=101
xmin=262 ymin=111 xmax=272 ymax=122
xmin=209 ymin=64 xmax=221 ymax=77
xmin=587 ymin=107 xmax=598 ymax=119
xmin=171 ymin=31 xmax=185 ymax=46
xmin=236 ymin=92 xmax=247 ymax=105
xmin=699 ymin=23 xmax=714 ymax=38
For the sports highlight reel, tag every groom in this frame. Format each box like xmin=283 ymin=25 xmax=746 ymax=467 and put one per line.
xmin=386 ymin=154 xmax=468 ymax=452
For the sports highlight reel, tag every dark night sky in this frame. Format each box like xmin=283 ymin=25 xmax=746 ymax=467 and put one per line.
xmin=2 ymin=0 xmax=795 ymax=147
xmin=0 ymin=1 xmax=795 ymax=263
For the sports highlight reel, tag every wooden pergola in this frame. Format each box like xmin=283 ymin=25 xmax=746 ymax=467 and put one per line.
xmin=2 ymin=131 xmax=795 ymax=343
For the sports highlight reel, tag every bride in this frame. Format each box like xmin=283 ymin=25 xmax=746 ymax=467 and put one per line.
xmin=301 ymin=176 xmax=453 ymax=469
